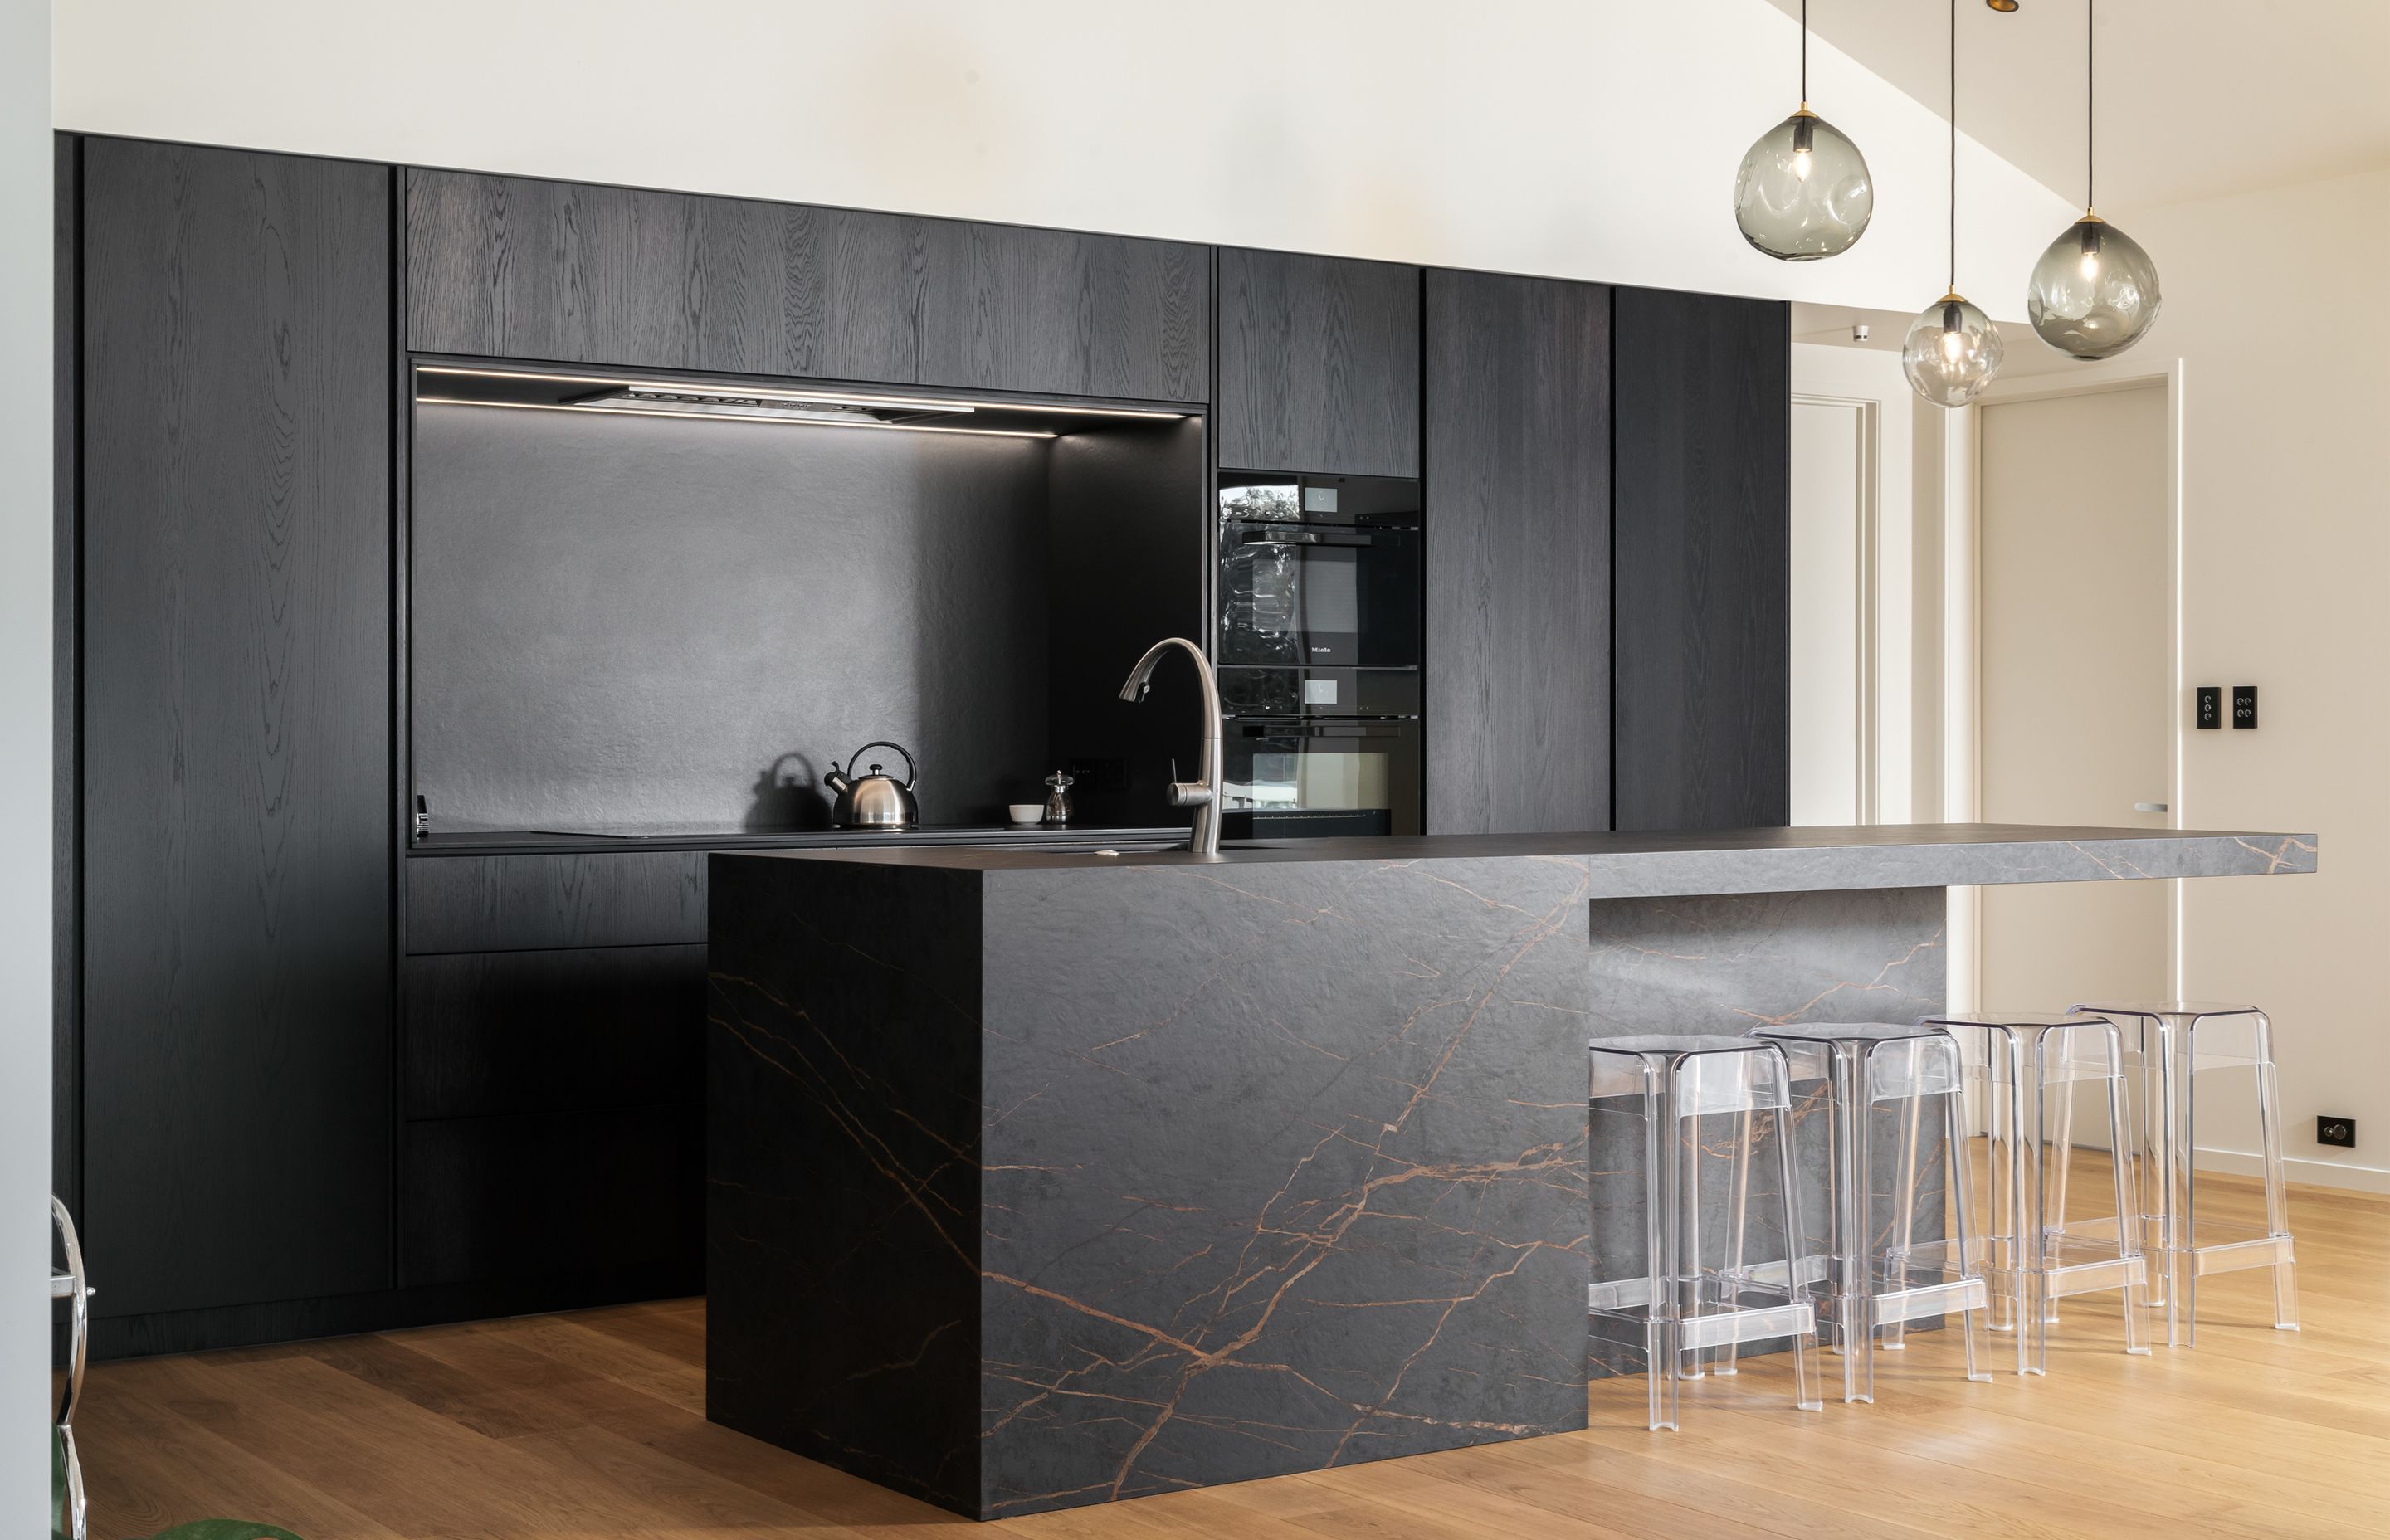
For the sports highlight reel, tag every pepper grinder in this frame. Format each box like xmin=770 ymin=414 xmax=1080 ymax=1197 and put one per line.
xmin=1042 ymin=769 xmax=1076 ymax=826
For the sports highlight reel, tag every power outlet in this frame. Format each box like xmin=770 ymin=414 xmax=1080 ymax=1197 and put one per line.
xmin=2318 ymin=1115 xmax=2356 ymax=1150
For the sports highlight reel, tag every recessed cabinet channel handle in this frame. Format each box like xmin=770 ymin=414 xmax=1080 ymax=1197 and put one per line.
xmin=2134 ymin=801 xmax=2169 ymax=814
xmin=1238 ymin=531 xmax=1374 ymax=547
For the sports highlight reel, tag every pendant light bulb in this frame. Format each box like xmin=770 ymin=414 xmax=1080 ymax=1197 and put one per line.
xmin=1734 ymin=3 xmax=1872 ymax=261
xmin=2027 ymin=0 xmax=2161 ymax=358
xmin=1905 ymin=0 xmax=2003 ymax=407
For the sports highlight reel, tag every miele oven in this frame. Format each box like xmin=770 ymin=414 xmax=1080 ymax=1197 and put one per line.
xmin=1217 ymin=665 xmax=1422 ymax=840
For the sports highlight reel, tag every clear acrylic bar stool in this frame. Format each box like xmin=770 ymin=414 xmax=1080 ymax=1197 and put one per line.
xmin=1920 ymin=1012 xmax=2150 ymax=1373
xmin=1588 ymin=1035 xmax=1823 ymax=1431
xmin=2070 ymin=1001 xmax=2298 ymax=1347
xmin=1749 ymin=1022 xmax=1993 ymax=1403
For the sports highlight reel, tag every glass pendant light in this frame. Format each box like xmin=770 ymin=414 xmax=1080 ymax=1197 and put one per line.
xmin=1734 ymin=0 xmax=1874 ymax=260
xmin=1903 ymin=0 xmax=2004 ymax=406
xmin=2026 ymin=0 xmax=2162 ymax=358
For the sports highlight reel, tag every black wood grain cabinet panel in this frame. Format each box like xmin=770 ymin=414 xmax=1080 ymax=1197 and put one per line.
xmin=917 ymin=221 xmax=1209 ymax=402
xmin=79 ymin=139 xmax=393 ymax=1318
xmin=1422 ymin=270 xmax=1612 ymax=836
xmin=1216 ymin=249 xmax=1419 ymax=476
xmin=406 ymin=170 xmax=928 ymax=383
xmin=400 ymin=1107 xmax=701 ymax=1290
xmin=1612 ymin=288 xmax=1791 ymax=831
xmin=402 ymin=945 xmax=707 ymax=1119
xmin=405 ymin=851 xmax=707 ymax=953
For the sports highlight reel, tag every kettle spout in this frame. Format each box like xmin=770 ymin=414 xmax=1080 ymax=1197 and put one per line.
xmin=823 ymin=763 xmax=851 ymax=795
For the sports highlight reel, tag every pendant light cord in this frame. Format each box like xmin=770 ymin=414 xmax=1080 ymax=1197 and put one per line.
xmin=1801 ymin=0 xmax=1809 ymax=102
xmin=1948 ymin=0 xmax=1957 ymax=291
xmin=2086 ymin=0 xmax=2096 ymax=209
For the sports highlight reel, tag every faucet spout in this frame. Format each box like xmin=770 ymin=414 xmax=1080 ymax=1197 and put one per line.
xmin=1117 ymin=637 xmax=1224 ymax=856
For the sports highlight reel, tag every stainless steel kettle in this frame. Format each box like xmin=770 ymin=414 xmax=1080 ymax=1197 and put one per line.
xmin=824 ymin=741 xmax=919 ymax=828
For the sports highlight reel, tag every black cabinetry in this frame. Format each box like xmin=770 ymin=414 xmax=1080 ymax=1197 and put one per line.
xmin=77 ymin=138 xmax=394 ymax=1318
xmin=1612 ymin=288 xmax=1791 ymax=831
xmin=407 ymin=170 xmax=1209 ymax=402
xmin=1216 ymin=249 xmax=1420 ymax=477
xmin=1421 ymin=270 xmax=1614 ymax=836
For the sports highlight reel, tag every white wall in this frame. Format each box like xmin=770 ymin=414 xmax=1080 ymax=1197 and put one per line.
xmin=1 ymin=0 xmax=52 ymax=1529
xmin=2121 ymin=168 xmax=2390 ymax=1191
xmin=52 ymin=0 xmax=2073 ymax=314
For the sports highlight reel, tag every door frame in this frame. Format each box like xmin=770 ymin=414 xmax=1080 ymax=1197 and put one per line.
xmin=1942 ymin=356 xmax=2188 ymax=1011
xmin=1788 ymin=388 xmax=1884 ymax=824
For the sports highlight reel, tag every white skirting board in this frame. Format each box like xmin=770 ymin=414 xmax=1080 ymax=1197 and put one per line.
xmin=2196 ymin=1145 xmax=2390 ymax=1196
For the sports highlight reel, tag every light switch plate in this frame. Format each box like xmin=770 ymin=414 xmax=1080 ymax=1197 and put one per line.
xmin=2195 ymin=686 xmax=2222 ymax=729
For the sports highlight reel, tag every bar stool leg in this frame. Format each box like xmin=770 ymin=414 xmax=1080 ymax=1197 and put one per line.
xmin=1772 ymin=1089 xmax=1825 ymax=1412
xmin=2004 ymin=1028 xmax=2032 ymax=1373
xmin=1944 ymin=1081 xmax=1993 ymax=1384
xmin=2105 ymin=1055 xmax=2153 ymax=1357
xmin=2044 ymin=1057 xmax=2077 ymax=1327
xmin=1679 ymin=1108 xmax=1705 ymax=1380
xmin=1643 ymin=1075 xmax=1680 ymax=1430
xmin=2169 ymin=1026 xmax=2197 ymax=1348
xmin=1846 ymin=1047 xmax=1876 ymax=1403
xmin=1717 ymin=1105 xmax=1754 ymax=1377
xmin=2253 ymin=1011 xmax=2300 ymax=1332
xmin=1884 ymin=1089 xmax=1924 ymax=1351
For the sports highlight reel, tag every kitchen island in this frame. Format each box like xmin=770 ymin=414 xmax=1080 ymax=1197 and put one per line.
xmin=704 ymin=825 xmax=2314 ymax=1519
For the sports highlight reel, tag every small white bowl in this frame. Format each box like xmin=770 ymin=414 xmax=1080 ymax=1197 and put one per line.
xmin=1007 ymin=804 xmax=1046 ymax=825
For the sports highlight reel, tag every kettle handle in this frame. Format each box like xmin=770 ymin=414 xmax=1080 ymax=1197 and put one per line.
xmin=844 ymin=740 xmax=917 ymax=789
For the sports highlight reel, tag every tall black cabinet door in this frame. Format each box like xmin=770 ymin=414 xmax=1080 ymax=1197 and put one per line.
xmin=80 ymin=139 xmax=394 ymax=1318
xmin=1216 ymin=249 xmax=1420 ymax=476
xmin=1422 ymin=270 xmax=1612 ymax=836
xmin=1611 ymin=289 xmax=1790 ymax=831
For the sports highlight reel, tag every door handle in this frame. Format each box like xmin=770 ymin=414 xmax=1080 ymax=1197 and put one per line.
xmin=2133 ymin=802 xmax=2168 ymax=814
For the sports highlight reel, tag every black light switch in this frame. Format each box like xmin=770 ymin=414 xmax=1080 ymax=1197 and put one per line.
xmin=2195 ymin=686 xmax=2222 ymax=729
xmin=2232 ymin=685 xmax=2259 ymax=729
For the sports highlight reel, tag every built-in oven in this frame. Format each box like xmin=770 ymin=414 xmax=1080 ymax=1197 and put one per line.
xmin=1217 ymin=473 xmax=1421 ymax=670
xmin=1220 ymin=718 xmax=1423 ymax=840
xmin=1217 ymin=665 xmax=1422 ymax=840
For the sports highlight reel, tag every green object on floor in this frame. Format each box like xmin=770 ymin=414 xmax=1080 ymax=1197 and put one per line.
xmin=141 ymin=1524 xmax=306 ymax=1540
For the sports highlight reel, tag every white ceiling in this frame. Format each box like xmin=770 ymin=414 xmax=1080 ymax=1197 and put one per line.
xmin=1765 ymin=0 xmax=2390 ymax=212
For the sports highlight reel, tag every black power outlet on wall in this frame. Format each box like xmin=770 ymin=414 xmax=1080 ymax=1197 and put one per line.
xmin=2318 ymin=1115 xmax=2356 ymax=1149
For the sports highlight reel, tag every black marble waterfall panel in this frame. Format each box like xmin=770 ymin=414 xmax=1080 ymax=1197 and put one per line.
xmin=974 ymin=855 xmax=1598 ymax=1516
xmin=1578 ymin=888 xmax=1952 ymax=1371
xmin=706 ymin=856 xmax=989 ymax=1514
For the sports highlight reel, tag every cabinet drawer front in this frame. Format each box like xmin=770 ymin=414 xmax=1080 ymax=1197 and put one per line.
xmin=407 ymin=852 xmax=705 ymax=953
xmin=403 ymin=945 xmax=706 ymax=1119
xmin=407 ymin=169 xmax=928 ymax=383
xmin=400 ymin=1109 xmax=701 ymax=1289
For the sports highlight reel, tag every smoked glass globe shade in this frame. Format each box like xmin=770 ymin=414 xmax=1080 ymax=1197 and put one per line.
xmin=1901 ymin=293 xmax=2004 ymax=407
xmin=2027 ymin=214 xmax=2163 ymax=358
xmin=1734 ymin=110 xmax=1874 ymax=261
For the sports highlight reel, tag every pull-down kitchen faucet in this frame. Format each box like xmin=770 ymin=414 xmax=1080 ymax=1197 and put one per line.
xmin=1117 ymin=637 xmax=1224 ymax=856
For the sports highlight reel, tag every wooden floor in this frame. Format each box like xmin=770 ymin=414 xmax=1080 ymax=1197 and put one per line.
xmin=80 ymin=1168 xmax=2390 ymax=1540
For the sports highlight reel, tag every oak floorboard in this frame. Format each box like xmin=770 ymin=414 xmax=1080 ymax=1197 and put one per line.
xmin=76 ymin=1171 xmax=2387 ymax=1540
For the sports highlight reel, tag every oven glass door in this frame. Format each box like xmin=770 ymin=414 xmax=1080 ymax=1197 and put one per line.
xmin=1218 ymin=524 xmax=1421 ymax=670
xmin=1222 ymin=719 xmax=1422 ymax=839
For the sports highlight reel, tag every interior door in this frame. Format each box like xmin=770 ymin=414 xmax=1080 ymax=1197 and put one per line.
xmin=1977 ymin=382 xmax=2172 ymax=1012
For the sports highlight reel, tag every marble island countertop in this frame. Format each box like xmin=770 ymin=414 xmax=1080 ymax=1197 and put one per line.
xmin=738 ymin=821 xmax=2318 ymax=895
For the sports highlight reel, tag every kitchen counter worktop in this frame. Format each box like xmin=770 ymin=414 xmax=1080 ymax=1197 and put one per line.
xmin=741 ymin=821 xmax=2318 ymax=888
